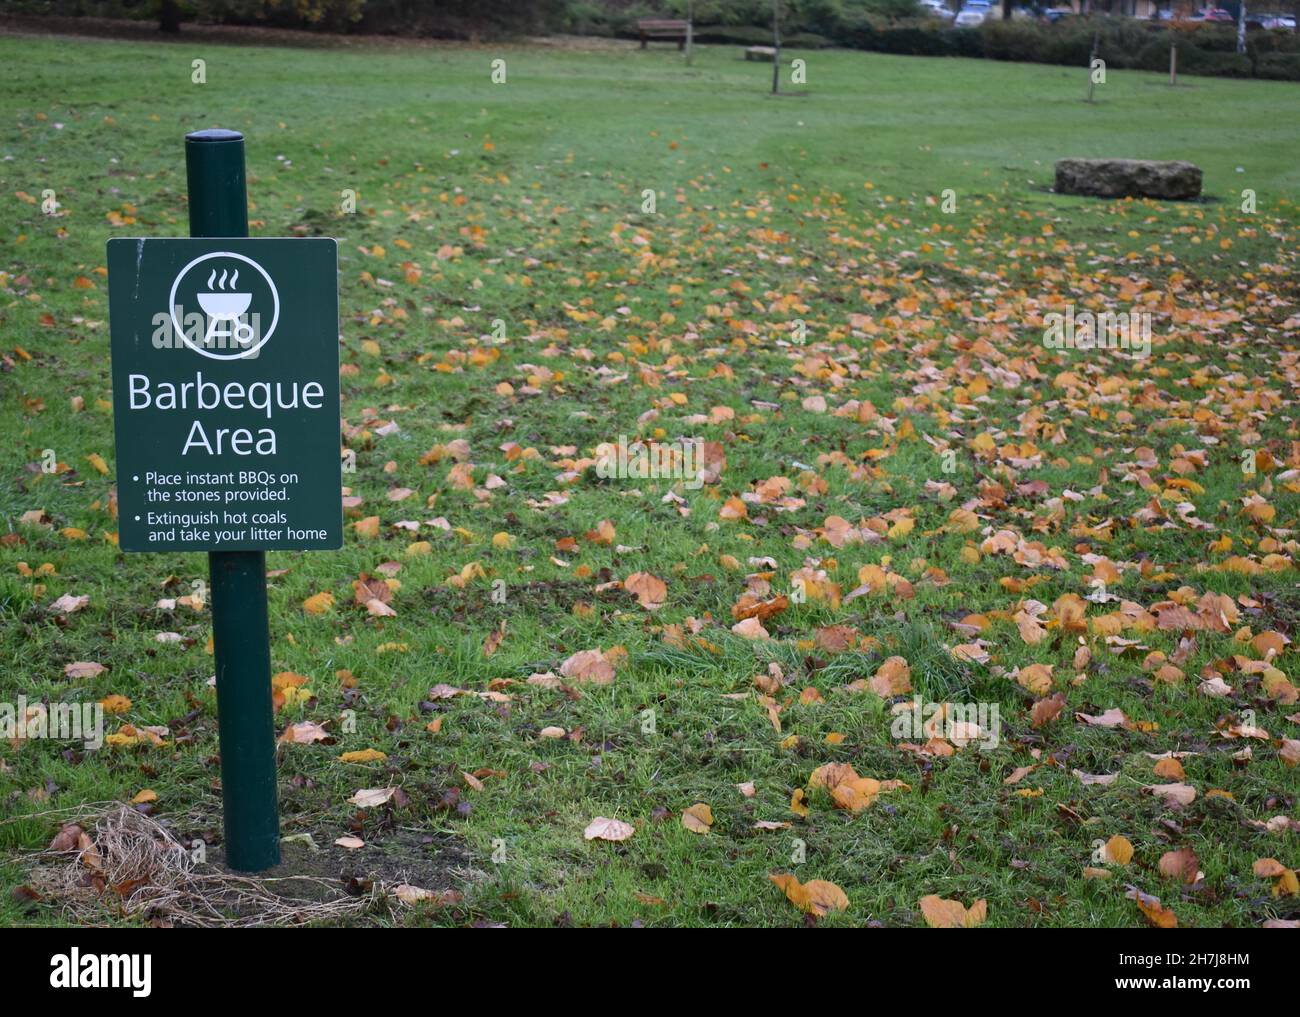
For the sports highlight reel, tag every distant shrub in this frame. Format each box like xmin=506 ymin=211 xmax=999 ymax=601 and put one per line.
xmin=1255 ymin=51 xmax=1300 ymax=80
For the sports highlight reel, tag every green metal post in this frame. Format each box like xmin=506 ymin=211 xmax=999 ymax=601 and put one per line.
xmin=185 ymin=129 xmax=281 ymax=872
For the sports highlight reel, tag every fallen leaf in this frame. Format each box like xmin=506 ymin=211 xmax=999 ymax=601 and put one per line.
xmin=918 ymin=894 xmax=988 ymax=928
xmin=584 ymin=816 xmax=635 ymax=842
xmin=348 ymin=787 xmax=397 ymax=808
xmin=769 ymin=871 xmax=849 ymax=916
xmin=682 ymin=803 xmax=714 ymax=834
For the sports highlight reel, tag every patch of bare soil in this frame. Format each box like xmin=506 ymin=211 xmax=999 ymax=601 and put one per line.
xmin=23 ymin=805 xmax=479 ymax=927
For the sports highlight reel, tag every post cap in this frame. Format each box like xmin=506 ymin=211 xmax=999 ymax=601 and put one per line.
xmin=186 ymin=129 xmax=244 ymax=144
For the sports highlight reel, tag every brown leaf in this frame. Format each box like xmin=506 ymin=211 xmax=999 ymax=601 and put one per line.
xmin=1031 ymin=692 xmax=1066 ymax=728
xmin=482 ymin=620 xmax=506 ymax=657
xmin=731 ymin=616 xmax=770 ymax=640
xmin=559 ymin=648 xmax=616 ymax=684
xmin=63 ymin=661 xmax=106 ymax=679
xmin=1146 ymin=783 xmax=1197 ymax=807
xmin=1158 ymin=847 xmax=1201 ymax=884
xmin=279 ymin=721 xmax=330 ymax=745
xmin=1126 ymin=886 xmax=1177 ymax=928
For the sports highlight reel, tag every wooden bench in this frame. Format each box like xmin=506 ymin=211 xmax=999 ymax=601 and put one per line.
xmin=745 ymin=45 xmax=776 ymax=61
xmin=638 ymin=18 xmax=689 ymax=50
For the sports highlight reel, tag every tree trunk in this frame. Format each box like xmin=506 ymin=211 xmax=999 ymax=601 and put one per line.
xmin=1086 ymin=28 xmax=1100 ymax=102
xmin=686 ymin=0 xmax=694 ymax=66
xmin=159 ymin=0 xmax=181 ymax=34
xmin=772 ymin=0 xmax=781 ymax=95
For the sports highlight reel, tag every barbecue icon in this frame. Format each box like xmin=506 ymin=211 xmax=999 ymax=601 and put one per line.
xmin=169 ymin=250 xmax=279 ymax=361
xmin=197 ymin=266 xmax=255 ymax=349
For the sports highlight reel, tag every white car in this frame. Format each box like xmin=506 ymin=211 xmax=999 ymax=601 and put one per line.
xmin=920 ymin=0 xmax=956 ymax=19
xmin=955 ymin=6 xmax=989 ymax=25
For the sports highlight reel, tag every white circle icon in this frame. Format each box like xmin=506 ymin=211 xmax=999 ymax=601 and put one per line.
xmin=169 ymin=251 xmax=279 ymax=361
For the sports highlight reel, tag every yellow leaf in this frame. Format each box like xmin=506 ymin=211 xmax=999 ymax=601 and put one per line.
xmin=887 ymin=516 xmax=915 ymax=540
xmin=339 ymin=748 xmax=388 ymax=764
xmin=682 ymin=803 xmax=714 ymax=834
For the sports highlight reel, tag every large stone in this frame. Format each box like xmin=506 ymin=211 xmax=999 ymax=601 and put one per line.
xmin=1054 ymin=158 xmax=1202 ymax=201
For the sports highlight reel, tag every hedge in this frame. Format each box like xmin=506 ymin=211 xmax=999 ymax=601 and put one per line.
xmin=834 ymin=18 xmax=1300 ymax=81
xmin=7 ymin=0 xmax=1300 ymax=80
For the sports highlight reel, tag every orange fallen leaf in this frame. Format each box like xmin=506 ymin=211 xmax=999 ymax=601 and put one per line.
xmin=919 ymin=894 xmax=988 ymax=928
xmin=870 ymin=656 xmax=911 ymax=697
xmin=1102 ymin=835 xmax=1134 ymax=866
xmin=1126 ymin=886 xmax=1177 ymax=928
xmin=559 ymin=648 xmax=616 ymax=684
xmin=625 ymin=571 xmax=668 ymax=610
xmin=302 ymin=592 xmax=335 ymax=615
xmin=769 ymin=871 xmax=849 ymax=916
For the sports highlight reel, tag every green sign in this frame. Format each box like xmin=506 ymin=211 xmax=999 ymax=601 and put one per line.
xmin=107 ymin=238 xmax=342 ymax=552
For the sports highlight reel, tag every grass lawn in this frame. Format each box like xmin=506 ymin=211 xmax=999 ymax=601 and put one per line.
xmin=1 ymin=29 xmax=1298 ymax=928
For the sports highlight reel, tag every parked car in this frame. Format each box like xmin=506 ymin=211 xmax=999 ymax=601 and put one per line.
xmin=1042 ymin=6 xmax=1075 ymax=22
xmin=1252 ymin=12 xmax=1297 ymax=29
xmin=1200 ymin=7 xmax=1235 ymax=21
xmin=955 ymin=3 xmax=991 ymax=26
xmin=919 ymin=0 xmax=957 ymax=20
